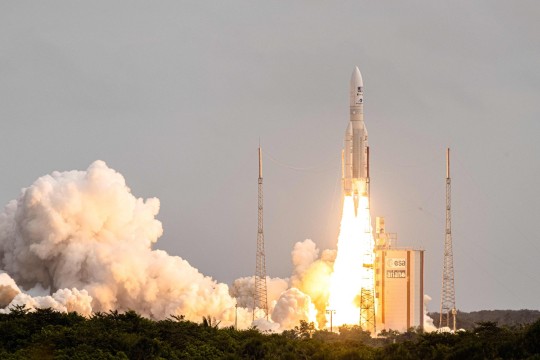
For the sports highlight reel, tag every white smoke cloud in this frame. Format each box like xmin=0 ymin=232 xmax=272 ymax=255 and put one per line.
xmin=289 ymin=240 xmax=335 ymax=327
xmin=0 ymin=272 xmax=21 ymax=307
xmin=423 ymin=294 xmax=437 ymax=332
xmin=230 ymin=276 xmax=288 ymax=312
xmin=231 ymin=239 xmax=337 ymax=331
xmin=1 ymin=288 xmax=93 ymax=316
xmin=290 ymin=239 xmax=320 ymax=285
xmin=0 ymin=161 xmax=250 ymax=327
xmin=271 ymin=288 xmax=318 ymax=330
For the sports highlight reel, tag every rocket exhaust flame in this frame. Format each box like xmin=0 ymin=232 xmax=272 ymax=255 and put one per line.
xmin=327 ymin=190 xmax=375 ymax=329
xmin=327 ymin=66 xmax=376 ymax=331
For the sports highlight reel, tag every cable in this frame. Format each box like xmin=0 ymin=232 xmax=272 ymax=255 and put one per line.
xmin=262 ymin=148 xmax=338 ymax=173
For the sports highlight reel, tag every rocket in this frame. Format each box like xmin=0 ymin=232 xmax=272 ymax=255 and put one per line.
xmin=342 ymin=66 xmax=369 ymax=210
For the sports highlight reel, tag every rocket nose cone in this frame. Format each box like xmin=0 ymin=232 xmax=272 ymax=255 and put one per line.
xmin=350 ymin=66 xmax=363 ymax=88
xmin=350 ymin=66 xmax=364 ymax=107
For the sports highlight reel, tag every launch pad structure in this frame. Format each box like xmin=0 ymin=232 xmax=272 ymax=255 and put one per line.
xmin=253 ymin=145 xmax=269 ymax=321
xmin=360 ymin=146 xmax=376 ymax=333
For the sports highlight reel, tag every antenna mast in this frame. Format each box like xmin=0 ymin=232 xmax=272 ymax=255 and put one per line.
xmin=254 ymin=145 xmax=269 ymax=320
xmin=440 ymin=148 xmax=457 ymax=331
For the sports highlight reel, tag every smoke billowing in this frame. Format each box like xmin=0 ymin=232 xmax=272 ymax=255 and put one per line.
xmin=0 ymin=161 xmax=327 ymax=330
xmin=0 ymin=161 xmax=435 ymax=332
xmin=0 ymin=272 xmax=20 ymax=308
xmin=0 ymin=162 xmax=247 ymax=326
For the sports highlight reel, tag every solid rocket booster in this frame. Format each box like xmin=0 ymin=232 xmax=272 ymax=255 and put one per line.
xmin=342 ymin=67 xmax=369 ymax=204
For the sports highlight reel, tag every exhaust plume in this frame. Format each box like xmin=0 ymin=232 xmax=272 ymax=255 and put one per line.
xmin=289 ymin=239 xmax=335 ymax=327
xmin=271 ymin=288 xmax=318 ymax=330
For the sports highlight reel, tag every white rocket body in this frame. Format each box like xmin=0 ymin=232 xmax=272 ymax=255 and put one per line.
xmin=342 ymin=67 xmax=368 ymax=206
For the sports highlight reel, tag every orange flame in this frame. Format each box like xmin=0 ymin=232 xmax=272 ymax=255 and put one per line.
xmin=327 ymin=190 xmax=375 ymax=330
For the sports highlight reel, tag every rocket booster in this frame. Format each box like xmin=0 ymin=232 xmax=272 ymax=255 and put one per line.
xmin=342 ymin=67 xmax=369 ymax=203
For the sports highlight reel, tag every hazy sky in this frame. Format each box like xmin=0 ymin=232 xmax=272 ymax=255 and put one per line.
xmin=1 ymin=1 xmax=539 ymax=312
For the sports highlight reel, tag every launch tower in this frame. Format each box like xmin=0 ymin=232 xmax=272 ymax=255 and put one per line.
xmin=254 ymin=146 xmax=269 ymax=320
xmin=440 ymin=148 xmax=457 ymax=331
xmin=360 ymin=147 xmax=376 ymax=333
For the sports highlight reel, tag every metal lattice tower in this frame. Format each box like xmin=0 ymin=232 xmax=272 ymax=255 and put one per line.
xmin=253 ymin=146 xmax=268 ymax=321
xmin=440 ymin=148 xmax=457 ymax=331
xmin=359 ymin=146 xmax=376 ymax=333
xmin=360 ymin=288 xmax=376 ymax=332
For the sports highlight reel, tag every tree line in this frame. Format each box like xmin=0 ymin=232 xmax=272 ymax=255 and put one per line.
xmin=429 ymin=309 xmax=540 ymax=331
xmin=1 ymin=305 xmax=540 ymax=359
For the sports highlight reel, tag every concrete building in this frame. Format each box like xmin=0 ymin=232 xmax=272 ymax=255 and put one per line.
xmin=374 ymin=217 xmax=424 ymax=332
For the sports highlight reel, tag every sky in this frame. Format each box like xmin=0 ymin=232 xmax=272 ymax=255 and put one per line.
xmin=1 ymin=1 xmax=539 ymax=312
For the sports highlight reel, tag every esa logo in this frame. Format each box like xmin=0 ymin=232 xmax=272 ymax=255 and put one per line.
xmin=386 ymin=258 xmax=406 ymax=268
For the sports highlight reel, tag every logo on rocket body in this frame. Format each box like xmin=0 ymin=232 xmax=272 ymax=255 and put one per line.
xmin=342 ymin=67 xmax=369 ymax=208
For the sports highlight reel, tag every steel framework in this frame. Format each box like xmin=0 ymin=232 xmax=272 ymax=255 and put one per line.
xmin=254 ymin=146 xmax=268 ymax=320
xmin=360 ymin=287 xmax=376 ymax=332
xmin=440 ymin=148 xmax=457 ymax=331
xmin=359 ymin=147 xmax=376 ymax=333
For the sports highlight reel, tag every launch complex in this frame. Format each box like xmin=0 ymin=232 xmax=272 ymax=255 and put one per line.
xmin=327 ymin=67 xmax=425 ymax=333
xmin=254 ymin=67 xmax=455 ymax=334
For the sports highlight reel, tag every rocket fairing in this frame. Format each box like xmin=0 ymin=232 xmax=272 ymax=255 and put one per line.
xmin=342 ymin=67 xmax=369 ymax=206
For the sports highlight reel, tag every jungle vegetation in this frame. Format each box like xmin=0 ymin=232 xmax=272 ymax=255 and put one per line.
xmin=1 ymin=306 xmax=539 ymax=359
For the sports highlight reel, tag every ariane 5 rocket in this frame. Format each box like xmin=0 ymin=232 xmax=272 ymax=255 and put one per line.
xmin=342 ymin=66 xmax=369 ymax=211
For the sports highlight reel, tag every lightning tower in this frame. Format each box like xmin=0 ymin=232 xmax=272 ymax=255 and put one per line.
xmin=440 ymin=148 xmax=457 ymax=331
xmin=254 ymin=145 xmax=269 ymax=320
